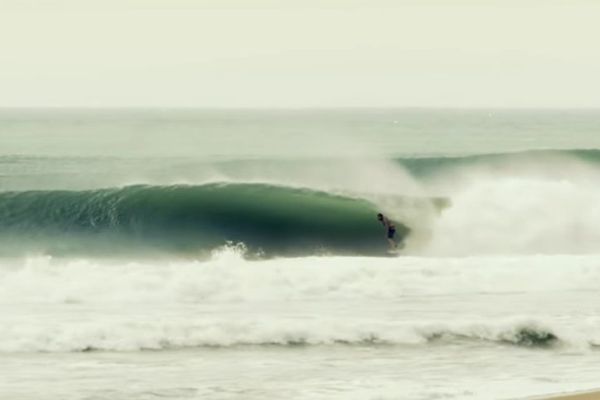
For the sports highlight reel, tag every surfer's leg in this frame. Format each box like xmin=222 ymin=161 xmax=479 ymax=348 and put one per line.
xmin=387 ymin=228 xmax=397 ymax=249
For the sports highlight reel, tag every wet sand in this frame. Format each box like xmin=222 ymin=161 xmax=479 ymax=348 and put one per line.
xmin=540 ymin=390 xmax=600 ymax=400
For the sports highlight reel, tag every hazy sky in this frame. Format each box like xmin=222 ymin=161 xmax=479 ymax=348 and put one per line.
xmin=1 ymin=0 xmax=599 ymax=108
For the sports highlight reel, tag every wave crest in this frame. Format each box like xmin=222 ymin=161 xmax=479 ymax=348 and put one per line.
xmin=0 ymin=318 xmax=571 ymax=353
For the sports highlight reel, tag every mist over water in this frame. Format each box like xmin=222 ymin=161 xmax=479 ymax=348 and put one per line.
xmin=2 ymin=109 xmax=600 ymax=400
xmin=2 ymin=109 xmax=600 ymax=158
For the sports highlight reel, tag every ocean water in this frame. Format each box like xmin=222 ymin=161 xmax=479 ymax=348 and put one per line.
xmin=1 ymin=109 xmax=600 ymax=399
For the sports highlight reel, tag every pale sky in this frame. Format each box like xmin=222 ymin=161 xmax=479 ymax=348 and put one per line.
xmin=1 ymin=0 xmax=599 ymax=108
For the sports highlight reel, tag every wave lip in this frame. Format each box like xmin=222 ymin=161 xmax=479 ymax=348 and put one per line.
xmin=421 ymin=322 xmax=559 ymax=348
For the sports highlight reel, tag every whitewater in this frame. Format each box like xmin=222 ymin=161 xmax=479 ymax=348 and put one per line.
xmin=1 ymin=109 xmax=600 ymax=400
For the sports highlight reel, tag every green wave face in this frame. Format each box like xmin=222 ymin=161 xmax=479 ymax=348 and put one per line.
xmin=0 ymin=183 xmax=409 ymax=257
xmin=396 ymin=149 xmax=600 ymax=177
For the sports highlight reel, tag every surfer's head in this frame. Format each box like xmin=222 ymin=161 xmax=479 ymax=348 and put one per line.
xmin=377 ymin=213 xmax=383 ymax=221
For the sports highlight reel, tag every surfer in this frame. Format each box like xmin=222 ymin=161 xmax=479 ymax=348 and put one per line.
xmin=377 ymin=213 xmax=397 ymax=250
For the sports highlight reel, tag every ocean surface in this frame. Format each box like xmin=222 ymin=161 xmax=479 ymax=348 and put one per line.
xmin=1 ymin=109 xmax=600 ymax=399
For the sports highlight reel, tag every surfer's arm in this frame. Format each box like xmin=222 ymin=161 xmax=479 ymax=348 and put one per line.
xmin=383 ymin=217 xmax=392 ymax=229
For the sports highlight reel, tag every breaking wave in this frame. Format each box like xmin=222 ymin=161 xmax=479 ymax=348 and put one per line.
xmin=1 ymin=318 xmax=569 ymax=353
xmin=2 ymin=250 xmax=600 ymax=353
xmin=0 ymin=183 xmax=428 ymax=257
xmin=1 ymin=148 xmax=600 ymax=257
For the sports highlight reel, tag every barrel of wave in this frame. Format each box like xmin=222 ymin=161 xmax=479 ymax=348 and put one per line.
xmin=0 ymin=183 xmax=419 ymax=257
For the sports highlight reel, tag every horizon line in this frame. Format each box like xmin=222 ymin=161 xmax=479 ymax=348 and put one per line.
xmin=1 ymin=106 xmax=600 ymax=111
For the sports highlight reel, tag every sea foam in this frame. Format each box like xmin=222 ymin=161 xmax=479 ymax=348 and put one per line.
xmin=2 ymin=249 xmax=600 ymax=352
